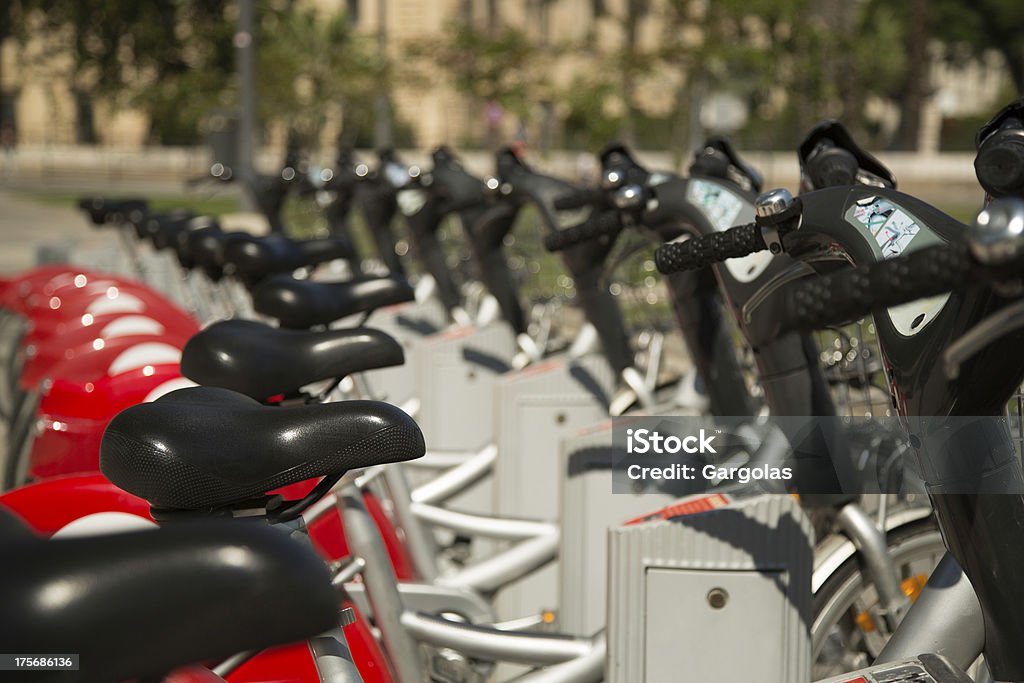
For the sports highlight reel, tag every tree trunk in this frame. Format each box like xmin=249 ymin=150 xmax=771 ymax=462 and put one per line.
xmin=891 ymin=0 xmax=931 ymax=151
xmin=618 ymin=0 xmax=647 ymax=145
xmin=1005 ymin=45 xmax=1024 ymax=94
xmin=72 ymin=88 xmax=98 ymax=144
xmin=486 ymin=0 xmax=499 ymax=36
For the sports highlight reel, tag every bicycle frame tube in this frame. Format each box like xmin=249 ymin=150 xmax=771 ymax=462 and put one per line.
xmin=500 ymin=161 xmax=634 ymax=375
xmin=401 ymin=196 xmax=463 ymax=315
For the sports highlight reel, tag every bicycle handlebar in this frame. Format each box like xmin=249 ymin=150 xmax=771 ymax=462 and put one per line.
xmin=779 ymin=243 xmax=973 ymax=333
xmin=553 ymin=188 xmax=605 ymax=211
xmin=654 ymin=223 xmax=766 ymax=274
xmin=543 ymin=211 xmax=623 ymax=252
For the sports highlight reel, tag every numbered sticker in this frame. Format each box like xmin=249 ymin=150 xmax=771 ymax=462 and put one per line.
xmin=688 ymin=179 xmax=745 ymax=232
xmin=850 ymin=197 xmax=921 ymax=258
xmin=848 ymin=196 xmax=948 ymax=336
xmin=687 ymin=180 xmax=769 ymax=283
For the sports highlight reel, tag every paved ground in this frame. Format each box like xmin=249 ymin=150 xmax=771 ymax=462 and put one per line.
xmin=0 ymin=189 xmax=113 ymax=274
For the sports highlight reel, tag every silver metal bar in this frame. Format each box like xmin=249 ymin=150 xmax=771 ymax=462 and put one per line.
xmin=182 ymin=271 xmax=213 ymax=323
xmin=117 ymin=227 xmax=146 ymax=280
xmin=269 ymin=518 xmax=364 ymax=683
xmin=354 ymin=466 xmax=387 ymax=489
xmin=491 ymin=614 xmax=548 ymax=632
xmin=309 ymin=627 xmax=364 ymax=683
xmin=874 ymin=551 xmax=984 ymax=671
xmin=407 ymin=451 xmax=477 ymax=470
xmin=644 ymin=331 xmax=663 ymax=391
xmin=410 ymin=502 xmax=558 ymax=541
xmin=511 ymin=633 xmax=605 ymax=683
xmin=211 ymin=650 xmax=256 ymax=677
xmin=380 ymin=465 xmax=440 ymax=581
xmin=812 ymin=505 xmax=934 ymax=592
xmin=621 ymin=366 xmax=655 ymax=409
xmin=400 ymin=611 xmax=596 ymax=665
xmin=437 ymin=531 xmax=560 ymax=594
xmin=345 ymin=581 xmax=495 ymax=625
xmin=410 ymin=444 xmax=498 ymax=505
xmin=338 ymin=485 xmax=422 ymax=683
xmin=7 ymin=391 xmax=40 ymax=489
xmin=835 ymin=502 xmax=910 ymax=629
xmin=330 ymin=556 xmax=366 ymax=588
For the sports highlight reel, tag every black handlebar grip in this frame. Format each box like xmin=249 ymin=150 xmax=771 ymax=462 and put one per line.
xmin=975 ymin=137 xmax=1024 ymax=198
xmin=805 ymin=147 xmax=860 ymax=189
xmin=654 ymin=223 xmax=766 ymax=274
xmin=779 ymin=243 xmax=973 ymax=333
xmin=553 ymin=188 xmax=605 ymax=211
xmin=543 ymin=212 xmax=623 ymax=252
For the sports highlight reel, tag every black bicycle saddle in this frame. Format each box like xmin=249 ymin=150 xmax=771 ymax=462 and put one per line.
xmin=181 ymin=319 xmax=404 ymax=400
xmin=251 ymin=274 xmax=415 ymax=329
xmin=222 ymin=233 xmax=355 ymax=287
xmin=77 ymin=197 xmax=149 ymax=227
xmin=101 ymin=386 xmax=425 ymax=509
xmin=0 ymin=508 xmax=337 ymax=683
xmin=689 ymin=135 xmax=765 ymax=193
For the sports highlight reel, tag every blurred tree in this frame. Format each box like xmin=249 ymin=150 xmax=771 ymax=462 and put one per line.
xmin=256 ymin=6 xmax=382 ymax=146
xmin=20 ymin=0 xmax=235 ymax=144
xmin=930 ymin=0 xmax=1024 ymax=94
xmin=887 ymin=0 xmax=931 ymax=150
xmin=657 ymin=0 xmax=908 ymax=152
xmin=0 ymin=1 xmax=28 ymax=134
xmin=15 ymin=0 xmax=383 ymax=146
xmin=617 ymin=0 xmax=652 ymax=145
xmin=408 ymin=18 xmax=542 ymax=148
xmin=561 ymin=72 xmax=622 ymax=150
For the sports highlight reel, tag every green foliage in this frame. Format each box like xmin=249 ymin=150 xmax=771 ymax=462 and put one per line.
xmin=561 ymin=74 xmax=622 ymax=150
xmin=929 ymin=0 xmax=1024 ymax=91
xmin=420 ymin=19 xmax=541 ymax=115
xmin=256 ymin=7 xmax=381 ymax=141
xmin=15 ymin=0 xmax=386 ymax=145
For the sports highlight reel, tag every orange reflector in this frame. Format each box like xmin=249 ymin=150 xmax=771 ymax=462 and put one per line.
xmin=902 ymin=574 xmax=927 ymax=601
xmin=854 ymin=610 xmax=876 ymax=633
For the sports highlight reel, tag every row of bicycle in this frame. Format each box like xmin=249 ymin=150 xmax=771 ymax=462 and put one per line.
xmin=4 ymin=96 xmax=1024 ymax=682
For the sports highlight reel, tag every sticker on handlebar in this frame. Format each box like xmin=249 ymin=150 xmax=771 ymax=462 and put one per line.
xmin=687 ymin=179 xmax=772 ymax=283
xmin=849 ymin=197 xmax=921 ymax=258
xmin=688 ymin=180 xmax=745 ymax=232
xmin=847 ymin=196 xmax=950 ymax=336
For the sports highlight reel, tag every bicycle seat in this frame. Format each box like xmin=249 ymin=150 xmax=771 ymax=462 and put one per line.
xmin=0 ymin=508 xmax=337 ymax=683
xmin=183 ymin=225 xmax=242 ymax=281
xmin=171 ymin=217 xmax=221 ymax=271
xmin=101 ymin=386 xmax=425 ymax=509
xmin=144 ymin=212 xmax=205 ymax=250
xmin=181 ymin=319 xmax=404 ymax=400
xmin=252 ymin=274 xmax=415 ymax=329
xmin=222 ymin=233 xmax=355 ymax=287
xmin=77 ymin=197 xmax=149 ymax=227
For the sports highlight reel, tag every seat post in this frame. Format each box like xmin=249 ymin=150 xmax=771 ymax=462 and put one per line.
xmin=274 ymin=518 xmax=365 ymax=683
xmin=377 ymin=465 xmax=440 ymax=581
xmin=338 ymin=484 xmax=423 ymax=683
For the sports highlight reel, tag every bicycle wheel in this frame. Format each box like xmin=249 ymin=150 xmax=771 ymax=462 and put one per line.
xmin=811 ymin=517 xmax=945 ymax=679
